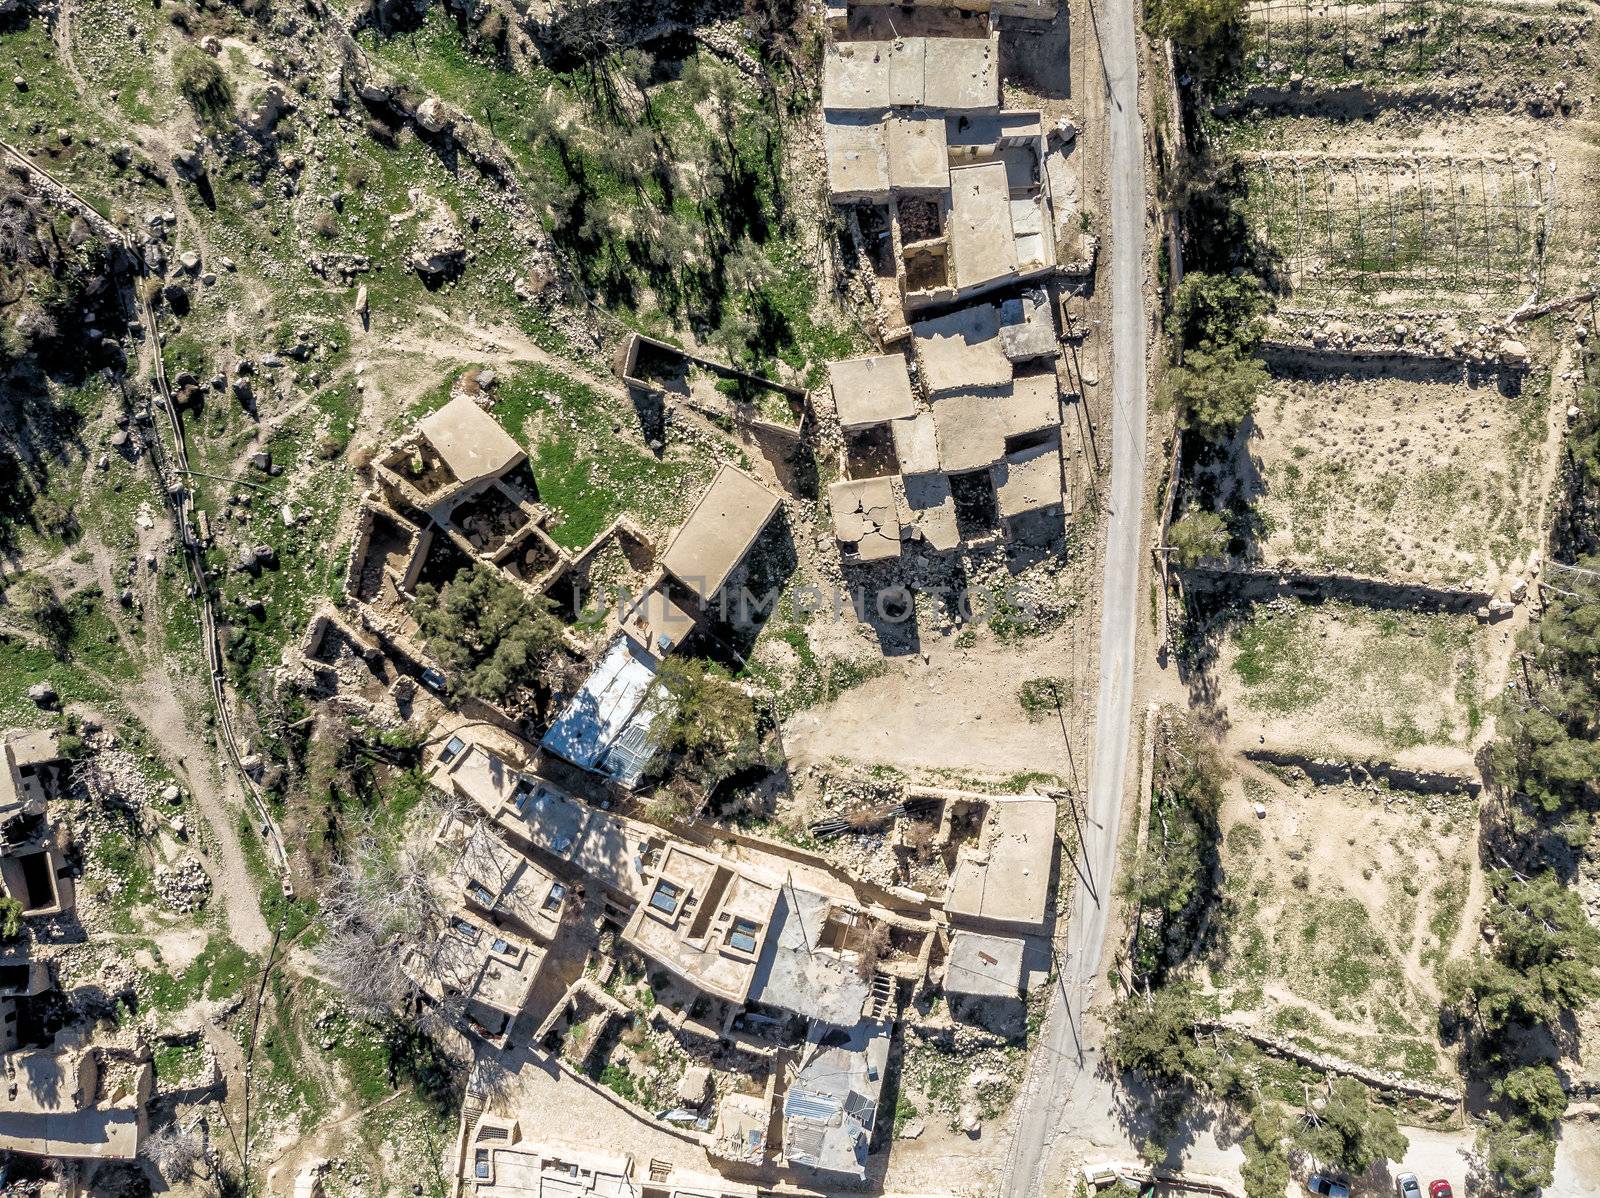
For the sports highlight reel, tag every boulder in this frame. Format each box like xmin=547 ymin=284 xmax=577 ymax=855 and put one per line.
xmin=1498 ymin=337 xmax=1529 ymax=365
xmin=26 ymin=682 xmax=57 ymax=707
xmin=242 ymin=85 xmax=295 ymax=140
xmin=414 ymin=97 xmax=453 ymax=135
xmin=407 ymin=219 xmax=465 ymax=283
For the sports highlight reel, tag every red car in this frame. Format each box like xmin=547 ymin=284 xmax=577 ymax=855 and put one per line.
xmin=1428 ymin=1183 xmax=1453 ymax=1198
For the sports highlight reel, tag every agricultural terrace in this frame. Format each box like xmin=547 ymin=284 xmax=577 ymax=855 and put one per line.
xmin=1225 ymin=0 xmax=1592 ymax=97
xmin=1237 ymin=154 xmax=1550 ymax=308
xmin=1209 ymin=761 xmax=1479 ymax=1094
xmin=1211 ymin=599 xmax=1487 ymax=760
xmin=1184 ymin=355 xmax=1552 ymax=588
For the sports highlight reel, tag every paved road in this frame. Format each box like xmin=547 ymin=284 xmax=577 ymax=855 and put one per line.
xmin=1002 ymin=0 xmax=1150 ymax=1190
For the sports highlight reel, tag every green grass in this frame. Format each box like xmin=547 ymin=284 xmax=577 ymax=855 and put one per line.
xmin=487 ymin=364 xmax=713 ymax=548
xmin=358 ymin=11 xmax=860 ymax=378
xmin=235 ymin=808 xmax=311 ymax=939
xmin=1227 ymin=601 xmax=1482 ymax=749
xmin=153 ymin=1039 xmax=205 ymax=1083
xmin=1017 ymin=677 xmax=1072 ymax=720
xmin=893 ymin=1095 xmax=920 ymax=1136
xmin=598 ymin=1062 xmax=641 ymax=1105
xmin=0 ymin=636 xmax=115 ymax=727
xmin=146 ymin=934 xmax=258 ymax=1014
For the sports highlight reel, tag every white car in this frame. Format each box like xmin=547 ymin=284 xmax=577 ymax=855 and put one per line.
xmin=1307 ymin=1177 xmax=1350 ymax=1198
xmin=1397 ymin=1174 xmax=1423 ymax=1198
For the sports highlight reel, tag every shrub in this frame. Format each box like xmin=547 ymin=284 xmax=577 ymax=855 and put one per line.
xmin=1167 ymin=507 xmax=1228 ymax=566
xmin=175 ymin=48 xmax=234 ymax=124
xmin=0 ymin=898 xmax=22 ymax=942
xmin=412 ymin=564 xmax=566 ymax=707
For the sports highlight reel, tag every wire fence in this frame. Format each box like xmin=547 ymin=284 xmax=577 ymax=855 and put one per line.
xmin=1239 ymin=155 xmax=1550 ymax=299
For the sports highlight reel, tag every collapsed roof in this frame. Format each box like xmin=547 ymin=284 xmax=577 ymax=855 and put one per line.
xmin=828 ymin=477 xmax=902 ymax=562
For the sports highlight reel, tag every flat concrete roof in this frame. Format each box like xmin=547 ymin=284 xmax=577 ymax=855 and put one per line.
xmin=947 ymin=930 xmax=1025 ymax=998
xmin=822 ymin=41 xmax=891 ymax=111
xmin=886 ymin=113 xmax=949 ymax=192
xmin=912 ymin=303 xmax=1011 ymax=395
xmin=931 ymin=386 xmax=1011 ymax=473
xmin=824 ymin=113 xmax=888 ymax=201
xmin=829 ymin=477 xmax=901 ymax=562
xmin=828 ymin=354 xmax=918 ymax=429
xmin=824 ymin=35 xmax=998 ymax=113
xmin=661 ymin=465 xmax=781 ymax=603
xmin=999 ymin=289 xmax=1059 ymax=361
xmin=621 ymin=583 xmax=697 ymax=657
xmin=992 ymin=440 xmax=1063 ymax=519
xmin=946 ymin=795 xmax=1057 ymax=929
xmin=900 ymin=473 xmax=960 ymax=551
xmin=922 ymin=34 xmax=999 ymax=111
xmin=932 ymin=370 xmax=1059 ymax=474
xmin=891 ymin=412 xmax=941 ymax=476
xmin=750 ymin=886 xmax=873 ymax=1025
xmin=949 ymin=162 xmax=1019 ymax=292
xmin=888 ymin=37 xmax=928 ymax=107
xmin=1008 ymin=370 xmax=1062 ymax=434
xmin=416 ymin=395 xmax=524 ymax=488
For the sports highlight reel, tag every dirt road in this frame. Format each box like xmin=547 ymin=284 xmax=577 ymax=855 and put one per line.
xmin=1001 ymin=0 xmax=1151 ymax=1190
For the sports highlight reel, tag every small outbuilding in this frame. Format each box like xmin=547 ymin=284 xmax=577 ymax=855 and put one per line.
xmin=829 ymin=477 xmax=902 ymax=563
xmin=828 ymin=354 xmax=918 ymax=431
xmin=661 ymin=465 xmax=782 ymax=606
xmin=415 ymin=395 xmax=525 ymax=491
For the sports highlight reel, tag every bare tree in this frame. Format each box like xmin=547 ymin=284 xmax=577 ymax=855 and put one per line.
xmin=142 ymin=1123 xmax=208 ymax=1181
xmin=319 ymin=817 xmax=474 ymax=1029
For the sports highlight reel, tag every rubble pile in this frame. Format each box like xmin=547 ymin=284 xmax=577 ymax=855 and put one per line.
xmin=1283 ymin=310 xmax=1542 ymax=365
xmin=154 ymin=857 xmax=213 ymax=913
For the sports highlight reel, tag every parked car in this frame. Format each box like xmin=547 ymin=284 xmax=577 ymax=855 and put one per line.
xmin=1428 ymin=1183 xmax=1453 ymax=1198
xmin=420 ymin=667 xmax=448 ymax=693
xmin=1397 ymin=1174 xmax=1423 ymax=1198
xmin=1306 ymin=1177 xmax=1351 ymax=1198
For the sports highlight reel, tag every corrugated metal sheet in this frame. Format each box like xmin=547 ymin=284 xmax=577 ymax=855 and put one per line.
xmin=783 ymin=1089 xmax=840 ymax=1122
xmin=541 ymin=638 xmax=658 ymax=771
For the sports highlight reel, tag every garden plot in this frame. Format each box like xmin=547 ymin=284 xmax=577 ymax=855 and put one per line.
xmin=1207 ymin=761 xmax=1479 ymax=1087
xmin=1191 ymin=360 xmax=1549 ymax=588
xmin=1240 ymin=154 xmax=1548 ymax=307
xmin=1213 ymin=599 xmax=1486 ymax=760
xmin=1231 ymin=0 xmax=1592 ymax=96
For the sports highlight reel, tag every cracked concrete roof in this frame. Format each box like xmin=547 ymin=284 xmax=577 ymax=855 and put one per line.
xmin=828 ymin=476 xmax=902 ymax=562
